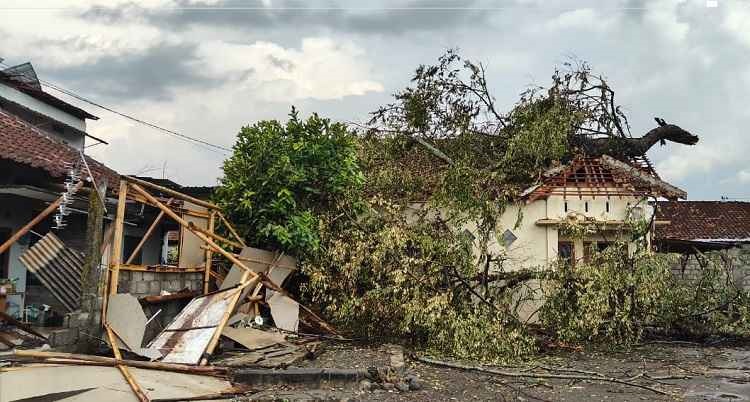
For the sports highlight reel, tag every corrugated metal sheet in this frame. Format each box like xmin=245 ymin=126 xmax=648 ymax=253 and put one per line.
xmin=18 ymin=232 xmax=83 ymax=312
xmin=147 ymin=287 xmax=241 ymax=364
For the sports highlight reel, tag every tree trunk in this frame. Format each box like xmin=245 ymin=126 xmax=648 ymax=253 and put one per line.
xmin=76 ymin=181 xmax=106 ymax=353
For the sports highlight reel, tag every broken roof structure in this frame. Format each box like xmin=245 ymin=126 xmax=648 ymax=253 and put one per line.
xmin=522 ymin=154 xmax=686 ymax=203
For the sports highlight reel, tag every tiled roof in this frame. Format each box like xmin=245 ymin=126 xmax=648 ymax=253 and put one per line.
xmin=655 ymin=201 xmax=750 ymax=242
xmin=0 ymin=110 xmax=119 ymax=187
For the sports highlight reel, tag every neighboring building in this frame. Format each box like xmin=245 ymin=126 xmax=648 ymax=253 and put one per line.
xmin=0 ymin=62 xmax=118 ymax=316
xmin=655 ymin=201 xmax=750 ymax=253
xmin=0 ymin=62 xmax=226 ymax=322
xmin=654 ymin=201 xmax=750 ymax=290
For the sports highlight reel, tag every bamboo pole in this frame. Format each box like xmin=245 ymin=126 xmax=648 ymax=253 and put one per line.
xmin=216 ymin=211 xmax=247 ymax=248
xmin=200 ymin=274 xmax=258 ymax=366
xmin=128 ymin=183 xmax=258 ymax=280
xmin=188 ymin=222 xmax=243 ymax=249
xmin=124 ymin=176 xmax=219 ymax=211
xmin=108 ymin=180 xmax=128 ymax=296
xmin=13 ymin=350 xmax=228 ymax=375
xmin=105 ymin=325 xmax=150 ymax=402
xmin=0 ymin=181 xmax=84 ymax=256
xmin=204 ymin=211 xmax=215 ymax=294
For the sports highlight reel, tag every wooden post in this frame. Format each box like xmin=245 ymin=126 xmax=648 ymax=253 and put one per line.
xmin=203 ymin=211 xmax=215 ymax=294
xmin=103 ymin=180 xmax=128 ymax=322
xmin=77 ymin=181 xmax=106 ymax=353
xmin=0 ymin=181 xmax=83 ymax=256
xmin=105 ymin=325 xmax=150 ymax=402
xmin=216 ymin=211 xmax=247 ymax=248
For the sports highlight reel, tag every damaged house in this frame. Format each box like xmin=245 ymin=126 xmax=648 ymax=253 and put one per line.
xmin=0 ymin=62 xmax=118 ymax=317
xmin=0 ymin=63 xmax=223 ymax=323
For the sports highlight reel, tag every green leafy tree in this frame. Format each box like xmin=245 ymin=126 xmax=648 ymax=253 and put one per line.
xmin=215 ymin=108 xmax=364 ymax=255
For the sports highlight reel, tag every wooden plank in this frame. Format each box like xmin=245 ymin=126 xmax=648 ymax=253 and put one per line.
xmin=189 ymin=222 xmax=243 ymax=249
xmin=0 ymin=181 xmax=84 ymax=256
xmin=216 ymin=212 xmax=247 ymax=248
xmin=13 ymin=350 xmax=228 ymax=376
xmin=119 ymin=265 xmax=205 ymax=273
xmin=108 ymin=180 xmax=128 ymax=296
xmin=105 ymin=325 xmax=150 ymax=402
xmin=124 ymin=176 xmax=219 ymax=211
xmin=204 ymin=211 xmax=215 ymax=294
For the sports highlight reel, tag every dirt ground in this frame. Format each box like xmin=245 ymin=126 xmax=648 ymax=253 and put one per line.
xmin=253 ymin=341 xmax=750 ymax=402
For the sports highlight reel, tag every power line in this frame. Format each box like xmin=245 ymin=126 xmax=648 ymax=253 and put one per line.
xmin=0 ymin=59 xmax=233 ymax=154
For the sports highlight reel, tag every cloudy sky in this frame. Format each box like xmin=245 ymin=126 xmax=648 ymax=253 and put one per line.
xmin=0 ymin=0 xmax=747 ymax=200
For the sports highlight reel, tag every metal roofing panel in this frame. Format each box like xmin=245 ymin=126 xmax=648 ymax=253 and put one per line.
xmin=18 ymin=232 xmax=84 ymax=312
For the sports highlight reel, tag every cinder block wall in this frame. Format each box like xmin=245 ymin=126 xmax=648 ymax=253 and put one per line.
xmin=116 ymin=271 xmax=204 ymax=296
xmin=670 ymin=245 xmax=750 ymax=290
xmin=117 ymin=271 xmax=204 ymax=342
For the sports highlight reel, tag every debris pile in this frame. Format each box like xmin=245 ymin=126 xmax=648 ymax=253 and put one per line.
xmin=0 ymin=176 xmax=340 ymax=401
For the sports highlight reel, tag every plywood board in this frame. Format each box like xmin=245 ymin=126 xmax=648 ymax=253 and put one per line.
xmin=221 ymin=326 xmax=286 ymax=351
xmin=106 ymin=293 xmax=147 ymax=351
xmin=0 ymin=365 xmax=233 ymax=402
xmin=148 ymin=287 xmax=241 ymax=364
xmin=267 ymin=290 xmax=299 ymax=332
xmin=178 ymin=201 xmax=208 ymax=268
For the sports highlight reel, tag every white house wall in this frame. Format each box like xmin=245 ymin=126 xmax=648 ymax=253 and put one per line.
xmin=0 ymin=83 xmax=86 ymax=132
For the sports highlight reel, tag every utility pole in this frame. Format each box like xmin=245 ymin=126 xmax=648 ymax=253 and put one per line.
xmin=76 ymin=180 xmax=107 ymax=353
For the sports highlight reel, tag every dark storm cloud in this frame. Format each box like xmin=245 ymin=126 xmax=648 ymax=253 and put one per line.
xmin=39 ymin=42 xmax=217 ymax=101
xmin=79 ymin=0 xmax=492 ymax=35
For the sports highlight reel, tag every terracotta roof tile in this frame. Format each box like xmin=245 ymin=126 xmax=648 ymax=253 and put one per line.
xmin=655 ymin=201 xmax=750 ymax=242
xmin=0 ymin=110 xmax=119 ymax=187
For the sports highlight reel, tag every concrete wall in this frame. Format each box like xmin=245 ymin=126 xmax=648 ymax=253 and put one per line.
xmin=0 ymin=82 xmax=86 ymax=133
xmin=671 ymin=245 xmax=750 ymax=290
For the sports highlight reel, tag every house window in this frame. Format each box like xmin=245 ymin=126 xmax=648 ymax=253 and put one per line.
xmin=605 ymin=201 xmax=610 ymax=213
xmin=584 ymin=201 xmax=589 ymax=213
xmin=597 ymin=242 xmax=612 ymax=252
xmin=558 ymin=241 xmax=575 ymax=267
xmin=564 ymin=201 xmax=568 ymax=213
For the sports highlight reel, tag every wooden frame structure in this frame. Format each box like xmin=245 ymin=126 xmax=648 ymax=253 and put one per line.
xmin=101 ymin=177 xmax=263 ymax=364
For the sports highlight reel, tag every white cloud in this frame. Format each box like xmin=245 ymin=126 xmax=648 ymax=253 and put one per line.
xmin=724 ymin=1 xmax=750 ymax=47
xmin=644 ymin=1 xmax=689 ymax=43
xmin=541 ymin=8 xmax=616 ymax=33
xmin=196 ymin=38 xmax=384 ymax=101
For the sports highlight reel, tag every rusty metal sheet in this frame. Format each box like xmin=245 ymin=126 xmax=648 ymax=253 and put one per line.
xmin=18 ymin=232 xmax=83 ymax=312
xmin=147 ymin=286 xmax=241 ymax=364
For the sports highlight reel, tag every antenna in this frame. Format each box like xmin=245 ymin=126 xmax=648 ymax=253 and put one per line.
xmin=53 ymin=162 xmax=82 ymax=230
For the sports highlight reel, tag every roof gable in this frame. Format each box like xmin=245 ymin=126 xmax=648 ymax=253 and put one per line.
xmin=523 ymin=155 xmax=686 ymax=202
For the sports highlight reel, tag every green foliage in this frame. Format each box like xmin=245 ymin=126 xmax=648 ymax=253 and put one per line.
xmin=215 ymin=108 xmax=363 ymax=255
xmin=301 ymin=198 xmax=537 ymax=362
xmin=541 ymin=243 xmax=675 ymax=345
xmin=655 ymin=253 xmax=750 ymax=339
